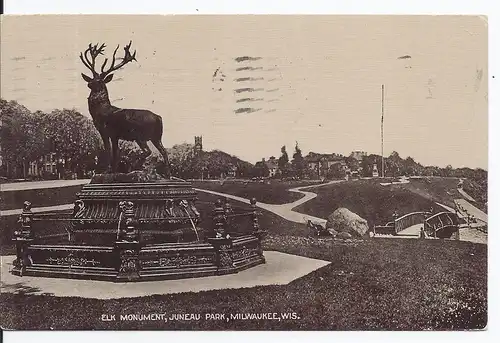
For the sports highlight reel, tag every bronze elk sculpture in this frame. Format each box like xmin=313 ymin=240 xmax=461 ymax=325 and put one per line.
xmin=80 ymin=41 xmax=170 ymax=175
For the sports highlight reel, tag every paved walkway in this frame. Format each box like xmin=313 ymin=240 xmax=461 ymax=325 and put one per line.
xmin=1 ymin=204 xmax=74 ymax=217
xmin=195 ymin=180 xmax=344 ymax=226
xmin=454 ymin=199 xmax=488 ymax=223
xmin=1 ymin=179 xmax=91 ymax=192
xmin=0 ymin=251 xmax=330 ymax=299
xmin=458 ymin=188 xmax=476 ymax=202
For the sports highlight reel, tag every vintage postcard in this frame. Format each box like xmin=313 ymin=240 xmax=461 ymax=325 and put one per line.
xmin=0 ymin=15 xmax=488 ymax=331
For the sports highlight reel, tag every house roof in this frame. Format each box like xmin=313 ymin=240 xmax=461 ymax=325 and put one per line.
xmin=305 ymin=153 xmax=344 ymax=163
xmin=265 ymin=159 xmax=278 ymax=169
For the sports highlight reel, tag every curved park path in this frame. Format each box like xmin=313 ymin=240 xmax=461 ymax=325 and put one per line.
xmin=195 ymin=180 xmax=344 ymax=226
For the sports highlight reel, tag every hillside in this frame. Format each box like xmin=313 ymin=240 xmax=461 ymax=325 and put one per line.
xmin=296 ymin=177 xmax=479 ymax=227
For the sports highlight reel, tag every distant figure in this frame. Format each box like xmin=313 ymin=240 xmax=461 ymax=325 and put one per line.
xmin=392 ymin=210 xmax=399 ymax=221
xmin=419 ymin=227 xmax=426 ymax=239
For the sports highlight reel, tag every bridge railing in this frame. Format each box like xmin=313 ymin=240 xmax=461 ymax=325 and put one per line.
xmin=424 ymin=211 xmax=460 ymax=238
xmin=394 ymin=212 xmax=430 ymax=234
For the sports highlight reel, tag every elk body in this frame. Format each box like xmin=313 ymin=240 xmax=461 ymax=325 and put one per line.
xmin=80 ymin=41 xmax=170 ymax=174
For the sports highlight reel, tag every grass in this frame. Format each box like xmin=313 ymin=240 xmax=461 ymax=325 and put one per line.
xmin=0 ymin=179 xmax=487 ymax=330
xmin=192 ymin=179 xmax=322 ymax=205
xmin=398 ymin=177 xmax=461 ymax=209
xmin=1 ymin=185 xmax=84 ymax=211
xmin=297 ymin=179 xmax=437 ymax=228
xmin=0 ymin=236 xmax=487 ymax=330
xmin=0 ymin=189 xmax=310 ymax=255
xmin=462 ymin=179 xmax=488 ymax=213
xmin=296 ymin=177 xmax=483 ymax=228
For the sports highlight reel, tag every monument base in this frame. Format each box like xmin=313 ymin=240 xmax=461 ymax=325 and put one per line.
xmin=11 ymin=174 xmax=267 ymax=282
xmin=11 ymin=235 xmax=265 ymax=282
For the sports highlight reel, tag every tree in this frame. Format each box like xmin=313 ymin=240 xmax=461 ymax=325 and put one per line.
xmin=42 ymin=109 xmax=101 ymax=177
xmin=252 ymin=161 xmax=269 ymax=178
xmin=291 ymin=142 xmax=307 ymax=179
xmin=385 ymin=151 xmax=404 ymax=177
xmin=278 ymin=145 xmax=290 ymax=177
xmin=167 ymin=143 xmax=196 ymax=177
xmin=0 ymin=99 xmax=47 ymax=178
xmin=442 ymin=164 xmax=455 ymax=177
xmin=116 ymin=141 xmax=146 ymax=173
xmin=361 ymin=154 xmax=381 ymax=177
xmin=327 ymin=163 xmax=345 ymax=179
xmin=345 ymin=156 xmax=360 ymax=173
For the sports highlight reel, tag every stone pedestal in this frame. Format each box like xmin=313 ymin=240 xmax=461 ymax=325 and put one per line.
xmin=11 ymin=175 xmax=266 ymax=282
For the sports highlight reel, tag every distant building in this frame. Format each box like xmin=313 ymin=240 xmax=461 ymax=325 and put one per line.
xmin=263 ymin=156 xmax=279 ymax=177
xmin=350 ymin=150 xmax=367 ymax=162
xmin=372 ymin=163 xmax=379 ymax=177
xmin=194 ymin=136 xmax=203 ymax=154
xmin=28 ymin=153 xmax=58 ymax=176
xmin=227 ymin=163 xmax=237 ymax=178
xmin=304 ymin=152 xmax=347 ymax=179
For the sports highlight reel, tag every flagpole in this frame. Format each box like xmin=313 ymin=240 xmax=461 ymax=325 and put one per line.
xmin=381 ymin=84 xmax=385 ymax=178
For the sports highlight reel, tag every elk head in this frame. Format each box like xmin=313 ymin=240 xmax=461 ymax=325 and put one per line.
xmin=80 ymin=41 xmax=137 ymax=91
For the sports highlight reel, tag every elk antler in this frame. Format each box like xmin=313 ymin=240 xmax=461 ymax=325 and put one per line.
xmin=79 ymin=43 xmax=106 ymax=77
xmin=100 ymin=41 xmax=137 ymax=78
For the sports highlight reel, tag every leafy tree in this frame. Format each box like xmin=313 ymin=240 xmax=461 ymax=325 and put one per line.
xmin=385 ymin=151 xmax=404 ymax=177
xmin=252 ymin=161 xmax=270 ymax=178
xmin=0 ymin=99 xmax=47 ymax=178
xmin=327 ymin=163 xmax=345 ymax=179
xmin=345 ymin=156 xmax=360 ymax=173
xmin=442 ymin=164 xmax=455 ymax=177
xmin=41 ymin=109 xmax=101 ymax=177
xmin=291 ymin=142 xmax=307 ymax=179
xmin=361 ymin=154 xmax=381 ymax=177
xmin=167 ymin=143 xmax=196 ymax=177
xmin=116 ymin=140 xmax=146 ymax=173
xmin=278 ymin=145 xmax=290 ymax=177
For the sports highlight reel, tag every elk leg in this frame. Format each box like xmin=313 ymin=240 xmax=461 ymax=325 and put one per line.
xmin=152 ymin=139 xmax=171 ymax=177
xmin=99 ymin=133 xmax=112 ymax=172
xmin=136 ymin=140 xmax=152 ymax=159
xmin=111 ymin=137 xmax=119 ymax=172
xmin=152 ymin=139 xmax=170 ymax=167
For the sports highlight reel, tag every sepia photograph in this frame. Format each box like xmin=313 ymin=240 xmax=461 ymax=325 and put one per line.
xmin=0 ymin=13 xmax=489 ymax=331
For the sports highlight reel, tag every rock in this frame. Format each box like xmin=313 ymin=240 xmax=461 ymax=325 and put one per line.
xmin=327 ymin=228 xmax=338 ymax=237
xmin=336 ymin=231 xmax=352 ymax=239
xmin=326 ymin=208 xmax=369 ymax=237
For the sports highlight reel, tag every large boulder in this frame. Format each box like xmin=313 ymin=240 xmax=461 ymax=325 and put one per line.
xmin=336 ymin=231 xmax=352 ymax=239
xmin=326 ymin=208 xmax=369 ymax=237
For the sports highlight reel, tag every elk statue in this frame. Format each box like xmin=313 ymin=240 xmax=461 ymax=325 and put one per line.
xmin=79 ymin=41 xmax=170 ymax=175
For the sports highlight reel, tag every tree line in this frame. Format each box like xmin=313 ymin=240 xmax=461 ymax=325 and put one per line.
xmin=0 ymin=98 xmax=487 ymax=189
xmin=0 ymin=99 xmax=101 ymax=179
xmin=0 ymin=99 xmax=254 ymax=180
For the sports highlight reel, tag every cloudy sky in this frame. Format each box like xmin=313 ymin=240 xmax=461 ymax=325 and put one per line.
xmin=1 ymin=15 xmax=488 ymax=168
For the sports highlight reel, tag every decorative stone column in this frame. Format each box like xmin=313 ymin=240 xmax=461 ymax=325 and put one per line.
xmin=212 ymin=199 xmax=227 ymax=238
xmin=115 ymin=201 xmax=140 ymax=281
xmin=12 ymin=201 xmax=35 ymax=276
xmin=208 ymin=236 xmax=234 ymax=272
xmin=208 ymin=199 xmax=234 ymax=272
xmin=250 ymin=197 xmax=267 ymax=259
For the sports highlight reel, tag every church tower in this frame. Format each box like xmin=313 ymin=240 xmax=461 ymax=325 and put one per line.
xmin=194 ymin=136 xmax=203 ymax=154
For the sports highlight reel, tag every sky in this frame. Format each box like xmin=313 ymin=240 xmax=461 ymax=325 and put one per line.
xmin=0 ymin=15 xmax=488 ymax=168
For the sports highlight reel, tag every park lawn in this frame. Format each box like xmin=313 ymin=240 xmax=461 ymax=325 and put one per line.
xmin=0 ymin=179 xmax=487 ymax=330
xmin=462 ymin=179 xmax=488 ymax=213
xmin=1 ymin=184 xmax=84 ymax=211
xmin=0 ymin=236 xmax=487 ymax=330
xmin=192 ymin=179 xmax=322 ymax=205
xmin=0 ymin=190 xmax=310 ymax=255
xmin=396 ymin=177 xmax=462 ymax=209
xmin=296 ymin=179 xmax=437 ymax=228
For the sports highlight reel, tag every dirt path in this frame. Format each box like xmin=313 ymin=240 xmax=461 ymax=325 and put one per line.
xmin=1 ymin=179 xmax=91 ymax=192
xmin=195 ymin=180 xmax=344 ymax=225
